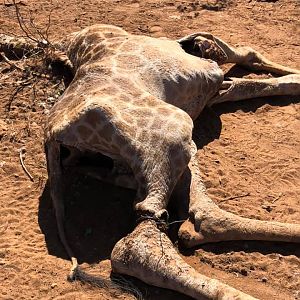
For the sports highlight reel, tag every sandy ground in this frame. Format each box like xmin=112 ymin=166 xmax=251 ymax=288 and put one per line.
xmin=0 ymin=0 xmax=299 ymax=299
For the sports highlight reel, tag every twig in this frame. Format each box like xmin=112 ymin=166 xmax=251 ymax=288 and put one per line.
xmin=44 ymin=0 xmax=53 ymax=42
xmin=168 ymin=219 xmax=186 ymax=226
xmin=219 ymin=192 xmax=250 ymax=203
xmin=19 ymin=147 xmax=34 ymax=181
xmin=6 ymin=77 xmax=35 ymax=113
xmin=28 ymin=11 xmax=50 ymax=45
xmin=10 ymin=0 xmax=53 ymax=48
xmin=0 ymin=51 xmax=24 ymax=71
xmin=12 ymin=0 xmax=39 ymax=43
xmin=0 ymin=221 xmax=9 ymax=235
xmin=271 ymin=192 xmax=283 ymax=203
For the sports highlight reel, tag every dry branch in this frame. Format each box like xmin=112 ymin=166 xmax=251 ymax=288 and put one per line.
xmin=219 ymin=192 xmax=251 ymax=202
xmin=19 ymin=147 xmax=34 ymax=181
xmin=0 ymin=51 xmax=24 ymax=71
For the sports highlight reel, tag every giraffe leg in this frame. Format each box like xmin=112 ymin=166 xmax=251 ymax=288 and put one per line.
xmin=111 ymin=219 xmax=257 ymax=300
xmin=208 ymin=74 xmax=300 ymax=105
xmin=46 ymin=140 xmax=78 ymax=279
xmin=178 ymin=32 xmax=300 ymax=75
xmin=178 ymin=155 xmax=300 ymax=248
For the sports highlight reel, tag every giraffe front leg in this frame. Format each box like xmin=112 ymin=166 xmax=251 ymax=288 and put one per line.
xmin=111 ymin=219 xmax=257 ymax=300
xmin=178 ymin=32 xmax=300 ymax=75
xmin=178 ymin=155 xmax=300 ymax=248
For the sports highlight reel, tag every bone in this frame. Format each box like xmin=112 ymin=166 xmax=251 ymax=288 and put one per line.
xmin=111 ymin=220 xmax=258 ymax=300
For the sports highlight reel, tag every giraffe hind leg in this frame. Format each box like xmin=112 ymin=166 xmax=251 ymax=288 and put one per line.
xmin=178 ymin=155 xmax=300 ymax=248
xmin=209 ymin=74 xmax=300 ymax=105
xmin=178 ymin=32 xmax=300 ymax=75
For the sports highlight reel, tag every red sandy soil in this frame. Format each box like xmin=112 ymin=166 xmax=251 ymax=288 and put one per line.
xmin=0 ymin=0 xmax=299 ymax=299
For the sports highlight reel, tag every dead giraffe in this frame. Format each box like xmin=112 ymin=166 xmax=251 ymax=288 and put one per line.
xmin=1 ymin=24 xmax=300 ymax=299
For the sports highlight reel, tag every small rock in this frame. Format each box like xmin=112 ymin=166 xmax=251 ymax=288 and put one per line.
xmin=262 ymin=205 xmax=273 ymax=212
xmin=169 ymin=15 xmax=181 ymax=20
xmin=51 ymin=283 xmax=57 ymax=289
xmin=149 ymin=25 xmax=162 ymax=34
xmin=240 ymin=269 xmax=248 ymax=276
xmin=39 ymin=102 xmax=46 ymax=109
xmin=261 ymin=277 xmax=268 ymax=283
xmin=177 ymin=4 xmax=185 ymax=12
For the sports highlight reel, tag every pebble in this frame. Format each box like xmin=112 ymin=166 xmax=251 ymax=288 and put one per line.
xmin=261 ymin=277 xmax=268 ymax=283
xmin=169 ymin=15 xmax=181 ymax=20
xmin=262 ymin=204 xmax=273 ymax=212
xmin=51 ymin=283 xmax=57 ymax=289
xmin=149 ymin=25 xmax=162 ymax=34
xmin=240 ymin=269 xmax=248 ymax=276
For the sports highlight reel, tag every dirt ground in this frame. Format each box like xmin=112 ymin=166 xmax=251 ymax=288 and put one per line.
xmin=0 ymin=0 xmax=299 ymax=299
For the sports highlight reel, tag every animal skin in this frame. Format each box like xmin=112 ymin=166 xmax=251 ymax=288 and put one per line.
xmin=1 ymin=24 xmax=299 ymax=299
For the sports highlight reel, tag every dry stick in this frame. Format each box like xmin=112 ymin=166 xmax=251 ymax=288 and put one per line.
xmin=44 ymin=0 xmax=53 ymax=42
xmin=219 ymin=192 xmax=250 ymax=203
xmin=0 ymin=51 xmax=24 ymax=71
xmin=28 ymin=11 xmax=49 ymax=45
xmin=6 ymin=85 xmax=24 ymax=112
xmin=272 ymin=192 xmax=283 ymax=203
xmin=12 ymin=0 xmax=39 ymax=43
xmin=19 ymin=148 xmax=34 ymax=181
xmin=0 ymin=221 xmax=9 ymax=235
xmin=12 ymin=0 xmax=53 ymax=48
xmin=6 ymin=78 xmax=35 ymax=113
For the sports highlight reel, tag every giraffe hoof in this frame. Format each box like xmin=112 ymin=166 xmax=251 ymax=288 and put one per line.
xmin=178 ymin=219 xmax=205 ymax=248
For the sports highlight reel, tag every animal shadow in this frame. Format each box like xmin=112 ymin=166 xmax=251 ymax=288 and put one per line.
xmin=38 ymin=175 xmax=193 ymax=299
